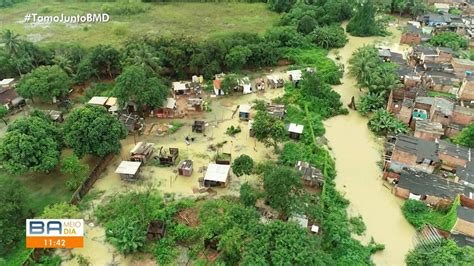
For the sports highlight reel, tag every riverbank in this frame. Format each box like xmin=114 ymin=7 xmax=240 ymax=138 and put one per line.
xmin=324 ymin=21 xmax=415 ymax=265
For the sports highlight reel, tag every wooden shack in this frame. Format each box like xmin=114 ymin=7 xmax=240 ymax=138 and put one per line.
xmin=267 ymin=104 xmax=286 ymax=119
xmin=266 ymin=75 xmax=284 ymax=89
xmin=48 ymin=110 xmax=64 ymax=123
xmin=147 ymin=220 xmax=166 ymax=241
xmin=288 ymin=123 xmax=304 ymax=140
xmin=178 ymin=160 xmax=193 ymax=176
xmin=192 ymin=120 xmax=206 ymax=133
xmin=215 ymin=152 xmax=231 ymax=165
xmin=155 ymin=147 xmax=179 ymax=166
xmin=187 ymin=98 xmax=204 ymax=111
xmin=119 ymin=113 xmax=144 ymax=134
xmin=130 ymin=142 xmax=154 ymax=163
xmin=115 ymin=161 xmax=142 ymax=181
xmin=295 ymin=161 xmax=324 ymax=188
xmin=204 ymin=163 xmax=231 ymax=187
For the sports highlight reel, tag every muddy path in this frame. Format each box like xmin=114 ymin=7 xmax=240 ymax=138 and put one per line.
xmin=324 ymin=21 xmax=415 ymax=265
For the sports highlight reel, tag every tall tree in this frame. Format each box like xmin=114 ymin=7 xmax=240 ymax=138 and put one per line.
xmin=347 ymin=0 xmax=386 ymax=37
xmin=406 ymin=240 xmax=474 ymax=265
xmin=122 ymin=41 xmax=160 ymax=75
xmin=63 ymin=105 xmax=127 ymax=158
xmin=114 ymin=65 xmax=168 ymax=111
xmin=263 ymin=165 xmax=303 ymax=218
xmin=16 ymin=65 xmax=71 ymax=101
xmin=0 ymin=116 xmax=62 ymax=174
xmin=252 ymin=110 xmax=286 ymax=151
xmin=89 ymin=44 xmax=121 ymax=78
xmin=61 ymin=155 xmax=89 ymax=191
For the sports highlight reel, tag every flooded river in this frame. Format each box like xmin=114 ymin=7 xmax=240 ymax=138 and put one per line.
xmin=324 ymin=22 xmax=415 ymax=265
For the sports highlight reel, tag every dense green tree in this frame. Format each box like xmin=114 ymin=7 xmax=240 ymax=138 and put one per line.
xmin=263 ymin=165 xmax=303 ymax=218
xmin=88 ymin=44 xmax=121 ymax=78
xmin=297 ymin=15 xmax=317 ymax=35
xmin=267 ymin=0 xmax=296 ymax=13
xmin=453 ymin=123 xmax=474 ymax=148
xmin=220 ymin=74 xmax=239 ymax=95
xmin=242 ymin=221 xmax=333 ymax=265
xmin=401 ymin=199 xmax=430 ymax=229
xmin=114 ymin=65 xmax=168 ymax=111
xmin=40 ymin=202 xmax=82 ymax=219
xmin=368 ymin=109 xmax=408 ymax=135
xmin=0 ymin=176 xmax=27 ymax=255
xmin=349 ymin=45 xmax=382 ymax=87
xmin=366 ymin=63 xmax=403 ymax=93
xmin=0 ymin=116 xmax=62 ymax=174
xmin=308 ymin=25 xmax=348 ymax=49
xmin=61 ymin=155 xmax=89 ymax=191
xmin=52 ymin=53 xmax=74 ymax=75
xmin=0 ymin=106 xmax=8 ymax=125
xmin=231 ymin=154 xmax=254 ymax=177
xmin=252 ymin=110 xmax=286 ymax=151
xmin=225 ymin=45 xmax=252 ymax=71
xmin=406 ymin=240 xmax=474 ymax=265
xmin=122 ymin=41 xmax=160 ymax=75
xmin=429 ymin=32 xmax=469 ymax=51
xmin=357 ymin=91 xmax=386 ymax=116
xmin=239 ymin=182 xmax=259 ymax=207
xmin=1 ymin=29 xmax=21 ymax=56
xmin=74 ymin=58 xmax=96 ymax=84
xmin=16 ymin=65 xmax=71 ymax=101
xmin=347 ymin=0 xmax=387 ymax=37
xmin=63 ymin=105 xmax=127 ymax=158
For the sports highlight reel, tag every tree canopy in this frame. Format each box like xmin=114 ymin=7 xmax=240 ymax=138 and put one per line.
xmin=63 ymin=105 xmax=127 ymax=158
xmin=368 ymin=109 xmax=408 ymax=135
xmin=453 ymin=123 xmax=474 ymax=148
xmin=40 ymin=202 xmax=82 ymax=219
xmin=347 ymin=0 xmax=387 ymax=37
xmin=406 ymin=240 xmax=474 ymax=265
xmin=16 ymin=65 xmax=71 ymax=101
xmin=0 ymin=115 xmax=62 ymax=174
xmin=231 ymin=154 xmax=254 ymax=177
xmin=114 ymin=65 xmax=168 ymax=111
xmin=252 ymin=110 xmax=286 ymax=150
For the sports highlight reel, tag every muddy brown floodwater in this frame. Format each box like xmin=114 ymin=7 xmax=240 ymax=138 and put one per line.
xmin=324 ymin=21 xmax=415 ymax=265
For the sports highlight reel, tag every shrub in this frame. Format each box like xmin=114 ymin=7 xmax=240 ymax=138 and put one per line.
xmin=231 ymin=154 xmax=254 ymax=177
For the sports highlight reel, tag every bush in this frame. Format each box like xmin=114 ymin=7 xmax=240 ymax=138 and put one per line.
xmin=101 ymin=3 xmax=146 ymax=16
xmin=308 ymin=25 xmax=348 ymax=49
xmin=232 ymin=155 xmax=254 ymax=177
xmin=154 ymin=238 xmax=179 ymax=265
xmin=226 ymin=125 xmax=241 ymax=136
xmin=367 ymin=109 xmax=408 ymax=136
xmin=240 ymin=182 xmax=260 ymax=207
xmin=429 ymin=32 xmax=468 ymax=51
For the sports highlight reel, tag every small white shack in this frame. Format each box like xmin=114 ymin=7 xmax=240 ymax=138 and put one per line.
xmin=88 ymin=96 xmax=109 ymax=106
xmin=287 ymin=70 xmax=302 ymax=84
xmin=288 ymin=123 xmax=304 ymax=140
xmin=203 ymin=163 xmax=231 ymax=187
xmin=239 ymin=104 xmax=251 ymax=121
xmin=115 ymin=161 xmax=142 ymax=181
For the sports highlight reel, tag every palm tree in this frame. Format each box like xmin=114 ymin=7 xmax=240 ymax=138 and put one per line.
xmin=349 ymin=45 xmax=380 ymax=90
xmin=1 ymin=29 xmax=24 ymax=76
xmin=53 ymin=53 xmax=74 ymax=75
xmin=1 ymin=29 xmax=21 ymax=55
xmin=357 ymin=91 xmax=386 ymax=116
xmin=122 ymin=42 xmax=160 ymax=75
xmin=368 ymin=109 xmax=408 ymax=135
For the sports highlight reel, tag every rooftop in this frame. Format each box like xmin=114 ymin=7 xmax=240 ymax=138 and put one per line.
xmin=204 ymin=163 xmax=230 ymax=183
xmin=166 ymin=98 xmax=177 ymax=109
xmin=398 ymin=170 xmax=465 ymax=199
xmin=432 ymin=97 xmax=454 ymax=116
xmin=115 ymin=161 xmax=142 ymax=175
xmin=457 ymin=206 xmax=474 ymax=223
xmin=288 ymin=123 xmax=304 ymax=134
xmin=88 ymin=96 xmax=108 ymax=106
xmin=438 ymin=140 xmax=471 ymax=162
xmin=0 ymin=78 xmax=15 ymax=86
xmin=239 ymin=104 xmax=251 ymax=113
xmin=457 ymin=161 xmax=474 ymax=185
xmin=415 ymin=120 xmax=444 ymax=135
xmin=394 ymin=135 xmax=439 ymax=162
xmin=172 ymin=81 xmax=189 ymax=91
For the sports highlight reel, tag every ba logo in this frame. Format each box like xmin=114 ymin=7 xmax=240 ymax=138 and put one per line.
xmin=26 ymin=219 xmax=84 ymax=248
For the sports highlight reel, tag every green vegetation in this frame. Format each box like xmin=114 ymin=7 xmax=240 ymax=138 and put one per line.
xmin=358 ymin=92 xmax=386 ymax=116
xmin=63 ymin=105 xmax=127 ymax=158
xmin=61 ymin=154 xmax=89 ymax=191
xmin=427 ymin=91 xmax=457 ymax=99
xmin=402 ymin=198 xmax=459 ymax=231
xmin=239 ymin=182 xmax=260 ymax=207
xmin=391 ymin=0 xmax=427 ymax=17
xmin=347 ymin=0 xmax=388 ymax=37
xmin=308 ymin=25 xmax=348 ymax=49
xmin=0 ymin=175 xmax=27 ymax=256
xmin=252 ymin=109 xmax=286 ymax=151
xmin=0 ymin=115 xmax=62 ymax=174
xmin=231 ymin=154 xmax=254 ymax=177
xmin=225 ymin=125 xmax=241 ymax=136
xmin=114 ymin=65 xmax=168 ymax=111
xmin=406 ymin=240 xmax=474 ymax=265
xmin=453 ymin=123 xmax=474 ymax=148
xmin=0 ymin=106 xmax=8 ymax=125
xmin=16 ymin=65 xmax=71 ymax=101
xmin=368 ymin=109 xmax=408 ymax=136
xmin=429 ymin=32 xmax=469 ymax=51
xmin=40 ymin=202 xmax=81 ymax=219
xmin=0 ymin=1 xmax=279 ymax=46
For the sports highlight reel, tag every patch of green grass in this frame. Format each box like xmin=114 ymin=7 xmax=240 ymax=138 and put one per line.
xmin=0 ymin=239 xmax=32 ymax=266
xmin=427 ymin=91 xmax=457 ymax=100
xmin=1 ymin=1 xmax=279 ymax=47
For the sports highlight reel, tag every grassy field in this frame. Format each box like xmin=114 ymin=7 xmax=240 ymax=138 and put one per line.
xmin=0 ymin=0 xmax=279 ymax=47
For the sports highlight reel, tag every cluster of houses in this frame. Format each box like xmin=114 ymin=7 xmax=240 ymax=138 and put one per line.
xmin=401 ymin=1 xmax=474 ymax=46
xmin=384 ymin=133 xmax=473 ymax=247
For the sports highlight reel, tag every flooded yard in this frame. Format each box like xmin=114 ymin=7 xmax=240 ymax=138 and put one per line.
xmin=324 ymin=21 xmax=415 ymax=265
xmin=66 ymin=82 xmax=285 ymax=264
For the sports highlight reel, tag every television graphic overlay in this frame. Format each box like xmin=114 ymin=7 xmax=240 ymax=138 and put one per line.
xmin=26 ymin=219 xmax=84 ymax=248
